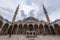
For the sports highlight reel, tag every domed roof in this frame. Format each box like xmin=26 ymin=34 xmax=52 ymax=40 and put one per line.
xmin=23 ymin=17 xmax=38 ymax=21
xmin=26 ymin=17 xmax=36 ymax=20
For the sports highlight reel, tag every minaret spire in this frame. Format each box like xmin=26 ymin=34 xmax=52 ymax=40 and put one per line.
xmin=9 ymin=5 xmax=19 ymax=37
xmin=43 ymin=5 xmax=50 ymax=23
xmin=12 ymin=5 xmax=19 ymax=22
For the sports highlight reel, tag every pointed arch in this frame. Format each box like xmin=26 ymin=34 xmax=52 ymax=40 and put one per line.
xmin=12 ymin=24 xmax=18 ymax=34
xmin=1 ymin=23 xmax=9 ymax=35
xmin=23 ymin=24 xmax=27 ymax=34
xmin=44 ymin=24 xmax=50 ymax=35
xmin=23 ymin=24 xmax=27 ymax=30
xmin=50 ymin=25 xmax=55 ymax=35
xmin=39 ymin=24 xmax=44 ymax=35
xmin=8 ymin=25 xmax=13 ymax=34
xmin=29 ymin=24 xmax=33 ymax=31
xmin=54 ymin=24 xmax=60 ymax=34
xmin=0 ymin=20 xmax=3 ymax=28
xmin=17 ymin=24 xmax=23 ymax=34
xmin=34 ymin=24 xmax=38 ymax=30
xmin=19 ymin=24 xmax=22 ymax=29
xmin=39 ymin=24 xmax=43 ymax=29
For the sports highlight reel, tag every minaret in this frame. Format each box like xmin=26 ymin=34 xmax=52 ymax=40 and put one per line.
xmin=12 ymin=5 xmax=19 ymax=22
xmin=9 ymin=5 xmax=19 ymax=37
xmin=43 ymin=5 xmax=50 ymax=23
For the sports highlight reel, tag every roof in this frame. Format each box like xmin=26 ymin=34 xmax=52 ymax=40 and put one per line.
xmin=23 ymin=17 xmax=38 ymax=21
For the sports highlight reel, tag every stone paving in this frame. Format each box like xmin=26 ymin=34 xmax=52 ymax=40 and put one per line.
xmin=0 ymin=35 xmax=60 ymax=40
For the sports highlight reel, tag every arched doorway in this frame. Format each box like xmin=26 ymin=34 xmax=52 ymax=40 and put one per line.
xmin=1 ymin=23 xmax=9 ymax=35
xmin=0 ymin=20 xmax=3 ymax=28
xmin=39 ymin=24 xmax=44 ymax=35
xmin=12 ymin=24 xmax=17 ymax=34
xmin=8 ymin=25 xmax=13 ymax=34
xmin=50 ymin=25 xmax=55 ymax=35
xmin=24 ymin=24 xmax=27 ymax=30
xmin=23 ymin=24 xmax=27 ymax=34
xmin=34 ymin=24 xmax=38 ymax=30
xmin=34 ymin=24 xmax=38 ymax=35
xmin=44 ymin=24 xmax=50 ymax=35
xmin=54 ymin=24 xmax=60 ymax=34
xmin=29 ymin=24 xmax=33 ymax=31
xmin=17 ymin=24 xmax=22 ymax=34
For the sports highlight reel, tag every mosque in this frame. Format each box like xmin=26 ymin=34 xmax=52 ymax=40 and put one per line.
xmin=0 ymin=4 xmax=60 ymax=40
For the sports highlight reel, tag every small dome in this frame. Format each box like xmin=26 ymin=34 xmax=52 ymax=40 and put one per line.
xmin=23 ymin=17 xmax=37 ymax=21
xmin=26 ymin=17 xmax=36 ymax=20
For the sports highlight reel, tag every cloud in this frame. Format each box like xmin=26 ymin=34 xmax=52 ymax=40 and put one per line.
xmin=0 ymin=0 xmax=60 ymax=22
xmin=49 ymin=9 xmax=60 ymax=22
xmin=0 ymin=7 xmax=13 ymax=13
xmin=20 ymin=10 xmax=27 ymax=19
xmin=29 ymin=10 xmax=35 ymax=17
xmin=0 ymin=0 xmax=41 ymax=21
xmin=25 ymin=0 xmax=32 ymax=5
xmin=0 ymin=9 xmax=14 ymax=21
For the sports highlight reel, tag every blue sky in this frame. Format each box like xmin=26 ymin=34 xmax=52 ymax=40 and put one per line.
xmin=0 ymin=0 xmax=60 ymax=22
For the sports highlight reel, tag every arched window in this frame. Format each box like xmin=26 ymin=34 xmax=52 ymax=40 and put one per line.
xmin=34 ymin=24 xmax=38 ymax=30
xmin=27 ymin=32 xmax=29 ymax=35
xmin=44 ymin=24 xmax=50 ymax=35
xmin=0 ymin=20 xmax=3 ymax=28
xmin=2 ymin=23 xmax=9 ymax=35
xmin=19 ymin=24 xmax=22 ymax=29
xmin=50 ymin=25 xmax=55 ymax=35
xmin=29 ymin=24 xmax=33 ymax=31
xmin=24 ymin=24 xmax=27 ymax=29
xmin=39 ymin=24 xmax=43 ymax=29
xmin=12 ymin=24 xmax=17 ymax=34
xmin=8 ymin=25 xmax=13 ymax=34
xmin=39 ymin=24 xmax=44 ymax=35
xmin=30 ymin=32 xmax=32 ymax=35
xmin=17 ymin=24 xmax=22 ymax=34
xmin=23 ymin=24 xmax=27 ymax=34
xmin=54 ymin=24 xmax=60 ymax=34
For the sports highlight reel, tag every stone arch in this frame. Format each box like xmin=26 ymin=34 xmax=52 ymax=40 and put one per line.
xmin=54 ymin=24 xmax=60 ymax=34
xmin=34 ymin=24 xmax=38 ymax=30
xmin=19 ymin=24 xmax=22 ymax=29
xmin=1 ymin=23 xmax=9 ymax=35
xmin=0 ymin=20 xmax=3 ymax=28
xmin=29 ymin=24 xmax=33 ymax=31
xmin=23 ymin=24 xmax=27 ymax=34
xmin=39 ymin=24 xmax=44 ymax=35
xmin=12 ymin=24 xmax=18 ymax=34
xmin=44 ymin=24 xmax=50 ymax=35
xmin=50 ymin=25 xmax=55 ymax=35
xmin=17 ymin=24 xmax=23 ymax=34
xmin=8 ymin=25 xmax=13 ymax=34
xmin=23 ymin=24 xmax=27 ymax=29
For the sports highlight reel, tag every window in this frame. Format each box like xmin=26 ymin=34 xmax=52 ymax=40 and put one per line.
xmin=17 ymin=24 xmax=22 ymax=34
xmin=34 ymin=24 xmax=38 ymax=30
xmin=24 ymin=24 xmax=27 ymax=29
xmin=29 ymin=24 xmax=33 ymax=31
xmin=39 ymin=24 xmax=44 ymax=35
xmin=50 ymin=25 xmax=55 ymax=35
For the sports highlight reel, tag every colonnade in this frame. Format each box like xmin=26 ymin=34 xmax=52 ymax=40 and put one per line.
xmin=0 ymin=20 xmax=60 ymax=35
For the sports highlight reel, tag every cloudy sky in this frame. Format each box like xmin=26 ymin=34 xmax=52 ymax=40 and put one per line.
xmin=0 ymin=0 xmax=60 ymax=22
